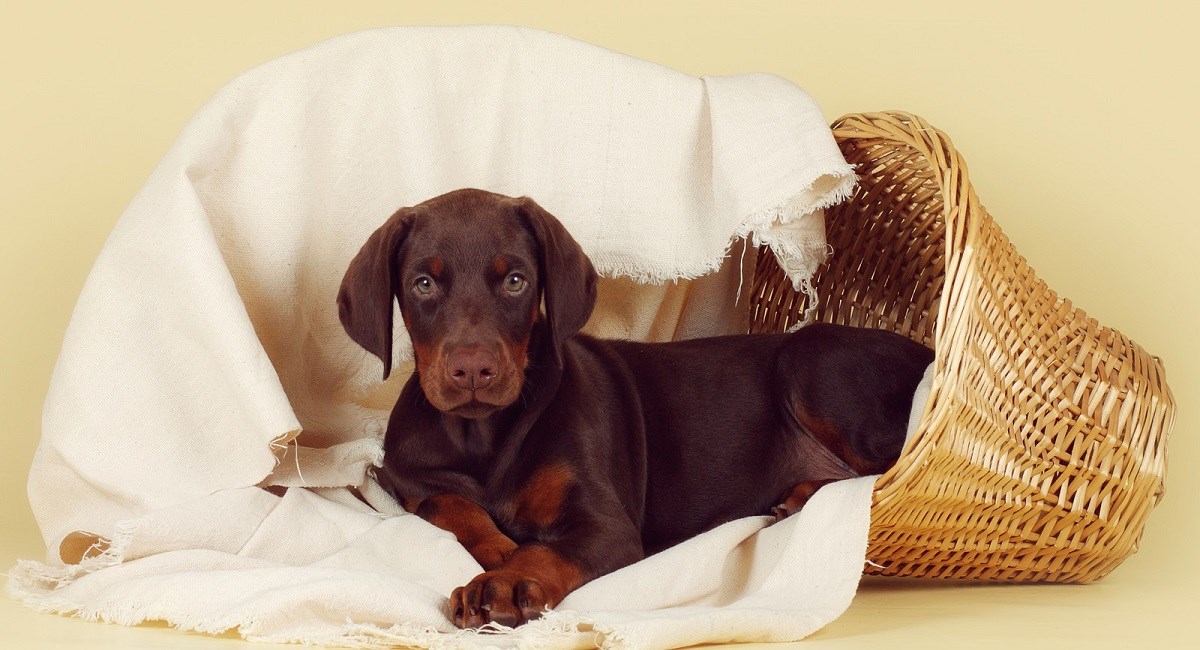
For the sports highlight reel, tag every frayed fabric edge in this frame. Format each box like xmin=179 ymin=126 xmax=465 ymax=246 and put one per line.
xmin=592 ymin=167 xmax=855 ymax=290
xmin=5 ymin=582 xmax=598 ymax=650
xmin=7 ymin=565 xmax=440 ymax=650
xmin=5 ymin=588 xmax=456 ymax=650
xmin=731 ymin=168 xmax=857 ymax=326
xmin=731 ymin=169 xmax=856 ymax=282
xmin=6 ymin=517 xmax=142 ymax=593
xmin=6 ymin=566 xmax=818 ymax=650
xmin=3 ymin=517 xmax=592 ymax=649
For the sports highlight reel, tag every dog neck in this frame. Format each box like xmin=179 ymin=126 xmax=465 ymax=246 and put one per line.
xmin=437 ymin=411 xmax=515 ymax=461
xmin=427 ymin=319 xmax=563 ymax=467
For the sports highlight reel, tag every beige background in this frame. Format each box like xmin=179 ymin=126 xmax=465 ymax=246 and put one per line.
xmin=1 ymin=1 xmax=1196 ymax=648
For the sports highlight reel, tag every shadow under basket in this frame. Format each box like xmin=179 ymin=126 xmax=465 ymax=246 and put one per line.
xmin=748 ymin=111 xmax=1175 ymax=583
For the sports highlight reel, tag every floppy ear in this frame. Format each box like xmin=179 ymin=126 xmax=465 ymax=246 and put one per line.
xmin=337 ymin=208 xmax=414 ymax=380
xmin=515 ymin=197 xmax=597 ymax=368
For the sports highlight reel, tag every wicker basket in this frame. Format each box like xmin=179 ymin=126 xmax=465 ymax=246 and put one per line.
xmin=748 ymin=112 xmax=1175 ymax=583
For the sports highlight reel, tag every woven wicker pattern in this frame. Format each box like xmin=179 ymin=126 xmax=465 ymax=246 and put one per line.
xmin=749 ymin=112 xmax=1175 ymax=583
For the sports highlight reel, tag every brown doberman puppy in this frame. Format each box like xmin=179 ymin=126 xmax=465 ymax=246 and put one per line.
xmin=338 ymin=188 xmax=933 ymax=628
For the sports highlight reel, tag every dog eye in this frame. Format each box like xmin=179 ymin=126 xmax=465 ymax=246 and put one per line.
xmin=413 ymin=276 xmax=436 ymax=296
xmin=503 ymin=273 xmax=528 ymax=294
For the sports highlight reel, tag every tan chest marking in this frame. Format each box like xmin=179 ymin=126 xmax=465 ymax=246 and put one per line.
xmin=515 ymin=462 xmax=574 ymax=528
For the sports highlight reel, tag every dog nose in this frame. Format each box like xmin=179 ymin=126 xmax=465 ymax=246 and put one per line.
xmin=447 ymin=347 xmax=498 ymax=390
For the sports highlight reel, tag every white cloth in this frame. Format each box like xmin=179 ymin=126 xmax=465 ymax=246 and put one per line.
xmin=7 ymin=478 xmax=879 ymax=648
xmin=9 ymin=25 xmax=865 ymax=647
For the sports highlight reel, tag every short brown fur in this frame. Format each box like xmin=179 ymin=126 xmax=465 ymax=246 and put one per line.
xmin=515 ymin=463 xmax=574 ymax=528
xmin=415 ymin=493 xmax=517 ymax=570
xmin=337 ymin=189 xmax=934 ymax=629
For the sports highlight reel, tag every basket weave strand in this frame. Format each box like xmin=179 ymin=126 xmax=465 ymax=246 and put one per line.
xmin=748 ymin=112 xmax=1175 ymax=583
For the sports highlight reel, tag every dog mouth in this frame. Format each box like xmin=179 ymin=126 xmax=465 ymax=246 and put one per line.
xmin=446 ymin=397 xmax=505 ymax=419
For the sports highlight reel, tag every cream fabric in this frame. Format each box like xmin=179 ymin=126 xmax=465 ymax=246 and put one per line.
xmin=8 ymin=476 xmax=881 ymax=648
xmin=8 ymin=25 xmax=868 ymax=647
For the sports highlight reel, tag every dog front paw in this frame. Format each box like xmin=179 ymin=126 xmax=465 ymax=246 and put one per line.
xmin=449 ymin=569 xmax=555 ymax=629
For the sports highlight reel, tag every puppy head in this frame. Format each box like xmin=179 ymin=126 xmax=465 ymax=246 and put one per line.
xmin=337 ymin=189 xmax=596 ymax=418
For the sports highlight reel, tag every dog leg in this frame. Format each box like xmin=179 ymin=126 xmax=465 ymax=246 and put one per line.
xmin=414 ymin=493 xmax=517 ymax=571
xmin=770 ymin=479 xmax=838 ymax=522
